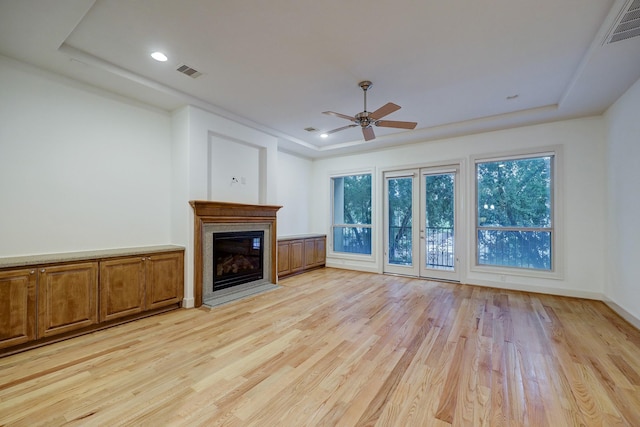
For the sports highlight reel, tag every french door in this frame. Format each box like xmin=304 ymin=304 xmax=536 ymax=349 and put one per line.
xmin=384 ymin=165 xmax=461 ymax=281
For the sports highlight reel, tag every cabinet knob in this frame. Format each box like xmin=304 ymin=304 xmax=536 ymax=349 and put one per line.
xmin=40 ymin=269 xmax=46 ymax=273
xmin=30 ymin=270 xmax=35 ymax=274
xmin=141 ymin=257 xmax=146 ymax=261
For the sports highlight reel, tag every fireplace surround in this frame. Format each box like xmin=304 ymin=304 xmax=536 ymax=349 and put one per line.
xmin=190 ymin=201 xmax=281 ymax=307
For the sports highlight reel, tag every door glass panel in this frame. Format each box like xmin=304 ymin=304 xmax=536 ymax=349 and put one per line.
xmin=425 ymin=173 xmax=455 ymax=271
xmin=387 ymin=177 xmax=413 ymax=265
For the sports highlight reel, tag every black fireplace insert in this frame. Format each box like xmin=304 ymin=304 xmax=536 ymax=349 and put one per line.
xmin=212 ymin=231 xmax=264 ymax=291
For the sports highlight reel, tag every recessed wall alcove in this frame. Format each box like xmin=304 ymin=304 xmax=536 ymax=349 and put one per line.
xmin=190 ymin=200 xmax=281 ymax=307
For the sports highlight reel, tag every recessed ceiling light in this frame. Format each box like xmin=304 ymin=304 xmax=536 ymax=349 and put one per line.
xmin=320 ymin=133 xmax=329 ymax=138
xmin=151 ymin=51 xmax=168 ymax=62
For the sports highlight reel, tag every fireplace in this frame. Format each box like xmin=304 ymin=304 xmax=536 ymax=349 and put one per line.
xmin=213 ymin=231 xmax=264 ymax=291
xmin=190 ymin=201 xmax=282 ymax=307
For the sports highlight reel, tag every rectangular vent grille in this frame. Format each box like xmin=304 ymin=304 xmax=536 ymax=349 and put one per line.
xmin=176 ymin=64 xmax=202 ymax=78
xmin=607 ymin=0 xmax=640 ymax=43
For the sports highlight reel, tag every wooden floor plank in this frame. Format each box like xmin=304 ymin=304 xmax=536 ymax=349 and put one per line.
xmin=1 ymin=268 xmax=639 ymax=426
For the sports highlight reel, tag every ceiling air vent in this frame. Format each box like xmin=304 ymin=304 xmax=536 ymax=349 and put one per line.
xmin=176 ymin=64 xmax=202 ymax=78
xmin=605 ymin=0 xmax=640 ymax=44
xmin=304 ymin=127 xmax=319 ymax=132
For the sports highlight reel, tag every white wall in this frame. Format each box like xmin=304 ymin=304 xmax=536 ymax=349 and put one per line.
xmin=311 ymin=117 xmax=608 ymax=298
xmin=0 ymin=56 xmax=173 ymax=256
xmin=276 ymin=150 xmax=313 ymax=236
xmin=209 ymin=135 xmax=262 ymax=204
xmin=604 ymin=76 xmax=640 ymax=326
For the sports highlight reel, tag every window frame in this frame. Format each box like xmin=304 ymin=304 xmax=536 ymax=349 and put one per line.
xmin=470 ymin=147 xmax=563 ymax=279
xmin=329 ymin=170 xmax=375 ymax=259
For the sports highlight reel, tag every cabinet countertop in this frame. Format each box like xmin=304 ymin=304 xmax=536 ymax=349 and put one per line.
xmin=278 ymin=234 xmax=326 ymax=241
xmin=0 ymin=245 xmax=185 ymax=269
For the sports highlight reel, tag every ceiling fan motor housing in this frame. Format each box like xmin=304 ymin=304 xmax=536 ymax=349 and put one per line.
xmin=355 ymin=111 xmax=373 ymax=127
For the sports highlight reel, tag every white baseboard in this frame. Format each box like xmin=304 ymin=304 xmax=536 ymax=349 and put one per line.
xmin=182 ymin=297 xmax=195 ymax=308
xmin=464 ymin=278 xmax=604 ymax=300
xmin=325 ymin=261 xmax=379 ymax=274
xmin=603 ymin=299 xmax=640 ymax=330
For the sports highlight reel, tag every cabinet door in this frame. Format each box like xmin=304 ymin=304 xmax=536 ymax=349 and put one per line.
xmin=0 ymin=269 xmax=37 ymax=349
xmin=100 ymin=257 xmax=145 ymax=322
xmin=290 ymin=240 xmax=305 ymax=273
xmin=277 ymin=241 xmax=291 ymax=276
xmin=314 ymin=237 xmax=326 ymax=266
xmin=304 ymin=238 xmax=326 ymax=268
xmin=38 ymin=262 xmax=98 ymax=338
xmin=145 ymin=252 xmax=184 ymax=310
xmin=304 ymin=239 xmax=316 ymax=268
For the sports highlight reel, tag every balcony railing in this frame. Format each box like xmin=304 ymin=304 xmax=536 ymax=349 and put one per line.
xmin=426 ymin=227 xmax=454 ymax=269
xmin=388 ymin=226 xmax=454 ymax=269
xmin=333 ymin=226 xmax=372 ymax=255
xmin=477 ymin=229 xmax=551 ymax=270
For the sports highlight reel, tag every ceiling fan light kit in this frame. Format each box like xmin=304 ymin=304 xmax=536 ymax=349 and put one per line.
xmin=322 ymin=80 xmax=417 ymax=141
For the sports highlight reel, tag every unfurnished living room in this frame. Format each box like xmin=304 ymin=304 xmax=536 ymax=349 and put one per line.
xmin=1 ymin=1 xmax=640 ymax=426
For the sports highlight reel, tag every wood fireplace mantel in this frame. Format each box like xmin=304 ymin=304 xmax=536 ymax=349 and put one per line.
xmin=190 ymin=201 xmax=282 ymax=307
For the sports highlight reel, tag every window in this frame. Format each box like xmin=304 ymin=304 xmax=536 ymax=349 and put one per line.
xmin=332 ymin=173 xmax=372 ymax=255
xmin=476 ymin=154 xmax=554 ymax=271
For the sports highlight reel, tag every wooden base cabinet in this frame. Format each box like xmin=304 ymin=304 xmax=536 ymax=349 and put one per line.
xmin=278 ymin=235 xmax=325 ymax=279
xmin=0 ymin=246 xmax=184 ymax=356
xmin=100 ymin=252 xmax=184 ymax=322
xmin=0 ymin=269 xmax=36 ymax=350
xmin=1 ymin=262 xmax=99 ymax=348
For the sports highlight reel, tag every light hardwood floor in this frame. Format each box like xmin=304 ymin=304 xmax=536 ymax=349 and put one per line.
xmin=1 ymin=268 xmax=639 ymax=426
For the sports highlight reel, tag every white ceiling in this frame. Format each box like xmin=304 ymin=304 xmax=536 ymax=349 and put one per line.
xmin=1 ymin=0 xmax=639 ymax=158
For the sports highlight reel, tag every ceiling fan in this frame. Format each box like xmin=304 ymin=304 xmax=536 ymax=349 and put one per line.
xmin=322 ymin=81 xmax=417 ymax=141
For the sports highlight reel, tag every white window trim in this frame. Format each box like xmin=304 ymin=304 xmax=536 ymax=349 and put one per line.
xmin=469 ymin=146 xmax=564 ymax=280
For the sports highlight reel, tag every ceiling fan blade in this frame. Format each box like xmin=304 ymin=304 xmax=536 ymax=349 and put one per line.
xmin=323 ymin=111 xmax=356 ymax=121
xmin=362 ymin=126 xmax=375 ymax=141
xmin=325 ymin=124 xmax=358 ymax=135
xmin=369 ymin=102 xmax=401 ymax=120
xmin=375 ymin=120 xmax=418 ymax=130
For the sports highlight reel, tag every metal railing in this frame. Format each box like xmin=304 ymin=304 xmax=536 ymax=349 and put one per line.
xmin=425 ymin=227 xmax=454 ymax=269
xmin=333 ymin=227 xmax=372 ymax=254
xmin=388 ymin=226 xmax=455 ymax=269
xmin=477 ymin=229 xmax=551 ymax=270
